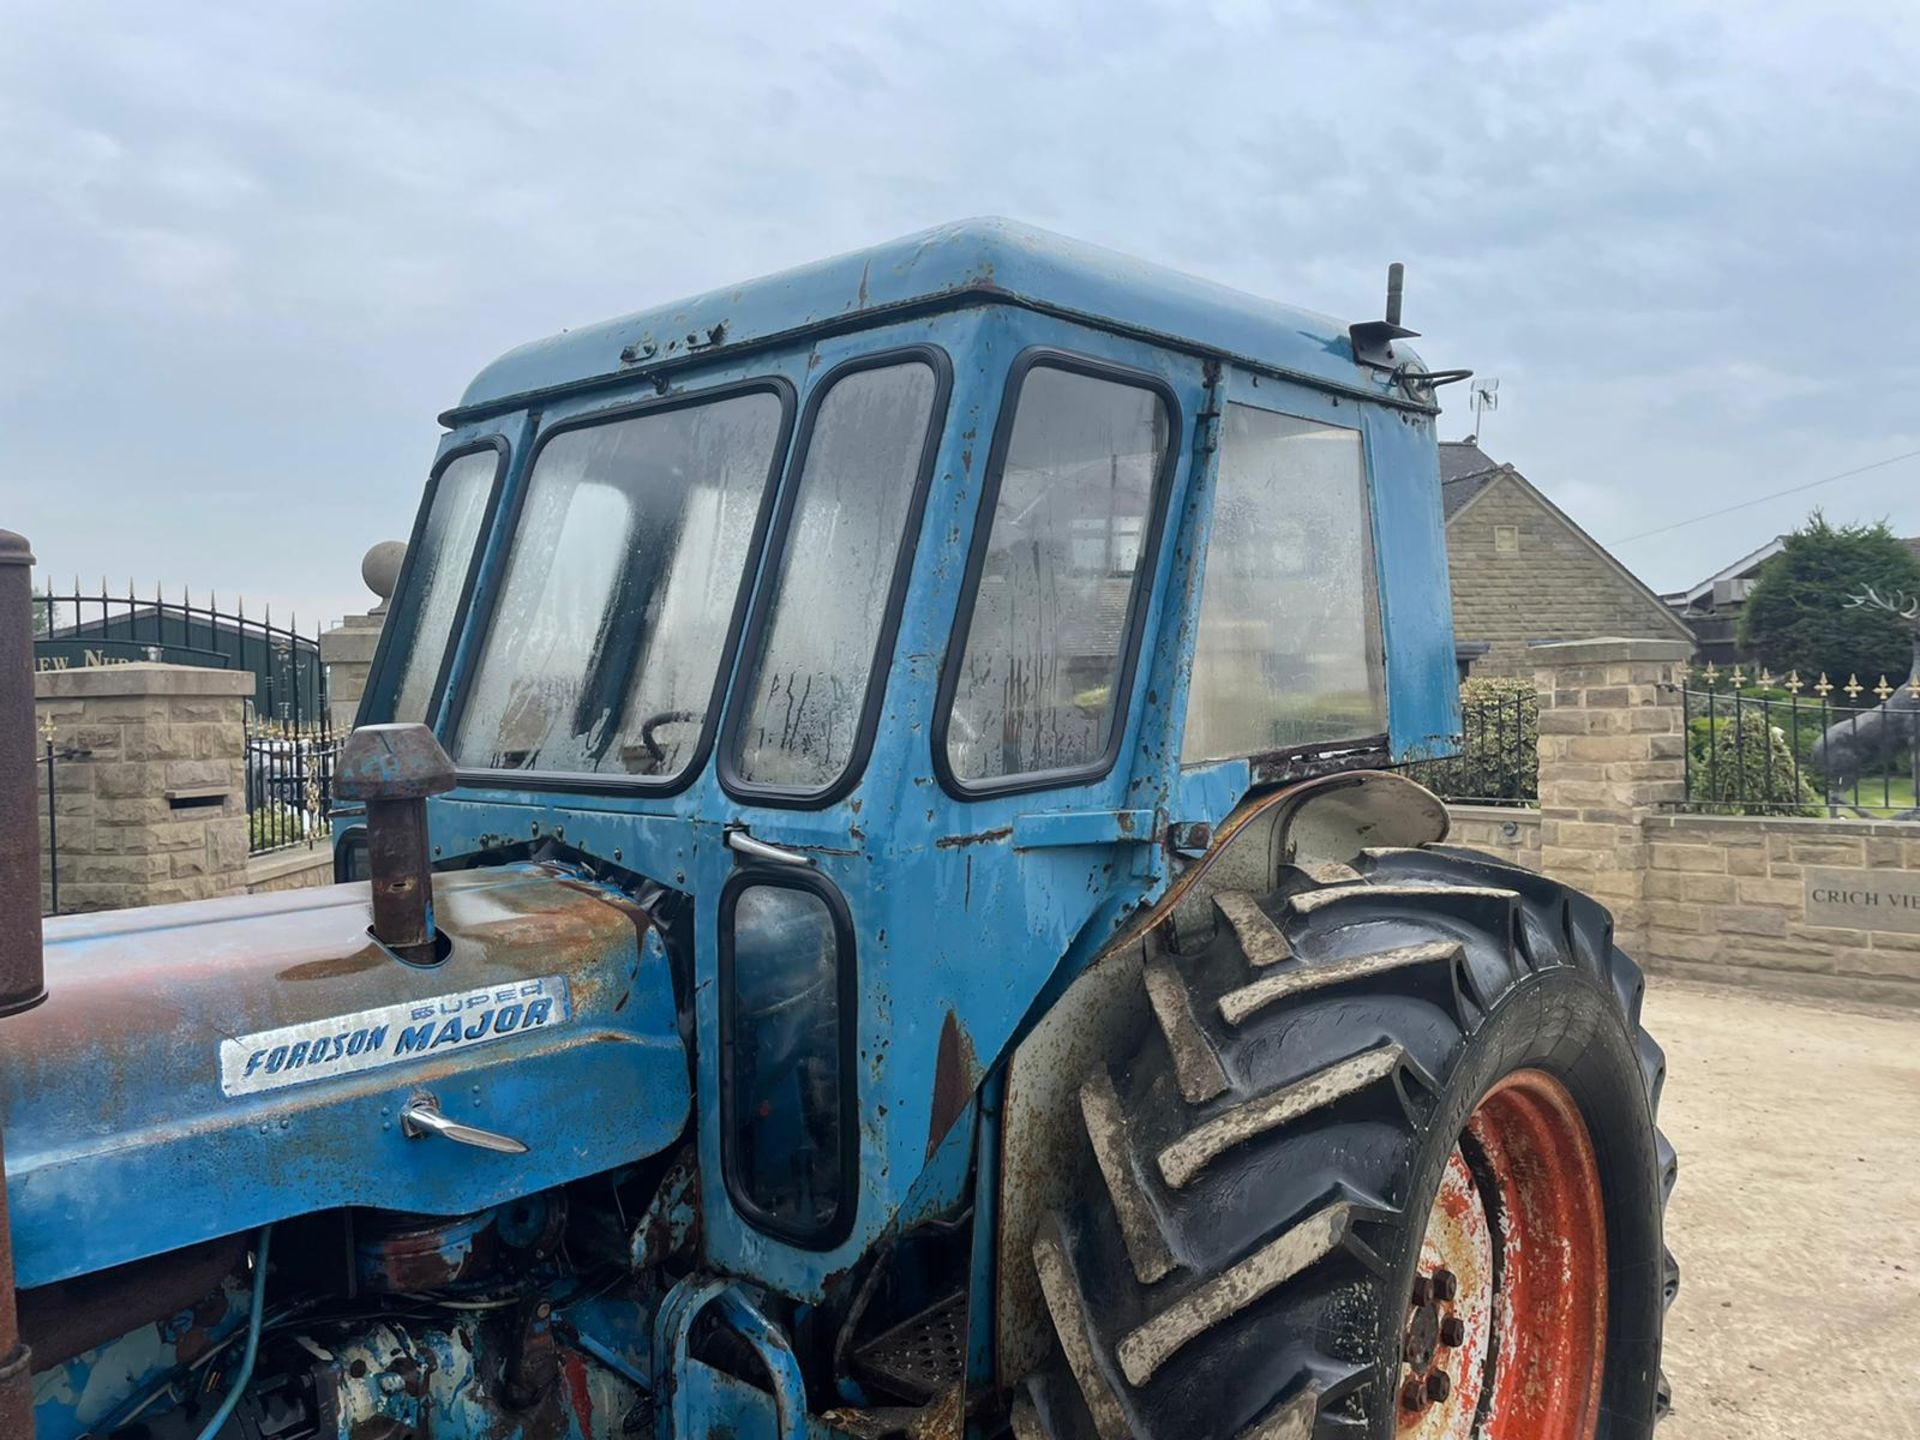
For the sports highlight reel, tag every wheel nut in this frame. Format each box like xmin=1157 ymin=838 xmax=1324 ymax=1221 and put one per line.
xmin=1401 ymin=1377 xmax=1429 ymax=1413
xmin=1410 ymin=1274 xmax=1434 ymax=1305
xmin=1439 ymin=1316 xmax=1466 ymax=1348
xmin=1432 ymin=1268 xmax=1459 ymax=1302
xmin=1426 ymin=1371 xmax=1452 ymax=1403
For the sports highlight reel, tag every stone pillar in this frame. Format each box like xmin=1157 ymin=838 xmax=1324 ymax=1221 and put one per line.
xmin=1532 ymin=638 xmax=1691 ymax=954
xmin=36 ymin=664 xmax=253 ymax=913
xmin=319 ymin=540 xmax=405 ymax=731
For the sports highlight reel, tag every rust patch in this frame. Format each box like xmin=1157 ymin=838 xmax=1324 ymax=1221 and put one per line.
xmin=277 ymin=950 xmax=386 ymax=982
xmin=926 ymin=1010 xmax=979 ymax=1160
xmin=934 ymin=826 xmax=1011 ymax=851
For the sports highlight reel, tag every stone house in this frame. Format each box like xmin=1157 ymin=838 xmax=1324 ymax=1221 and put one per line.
xmin=1440 ymin=440 xmax=1693 ymax=678
xmin=1663 ymin=534 xmax=1920 ymax=668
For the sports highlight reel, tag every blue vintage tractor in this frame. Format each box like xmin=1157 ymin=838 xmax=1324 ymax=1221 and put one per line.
xmin=0 ymin=220 xmax=1676 ymax=1440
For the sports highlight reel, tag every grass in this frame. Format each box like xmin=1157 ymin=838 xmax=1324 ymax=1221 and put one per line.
xmin=1825 ymin=774 xmax=1918 ymax=817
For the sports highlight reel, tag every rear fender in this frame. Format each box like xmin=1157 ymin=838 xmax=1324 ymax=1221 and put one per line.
xmin=993 ymin=771 xmax=1446 ymax=1379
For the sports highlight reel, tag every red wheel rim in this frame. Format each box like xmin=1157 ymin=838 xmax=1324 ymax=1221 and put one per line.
xmin=1395 ymin=1069 xmax=1608 ymax=1439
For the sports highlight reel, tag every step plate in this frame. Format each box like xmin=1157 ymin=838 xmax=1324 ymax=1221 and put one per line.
xmin=850 ymin=1293 xmax=968 ymax=1403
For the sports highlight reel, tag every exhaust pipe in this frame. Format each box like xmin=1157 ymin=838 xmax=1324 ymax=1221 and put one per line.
xmin=335 ymin=723 xmax=456 ymax=963
xmin=0 ymin=528 xmax=46 ymax=1433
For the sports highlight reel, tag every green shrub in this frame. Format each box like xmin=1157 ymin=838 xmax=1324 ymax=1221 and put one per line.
xmin=1686 ymin=707 xmax=1821 ymax=816
xmin=249 ymin=802 xmax=324 ymax=853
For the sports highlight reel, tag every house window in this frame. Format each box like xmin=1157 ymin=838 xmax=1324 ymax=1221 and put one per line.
xmin=1494 ymin=524 xmax=1520 ymax=554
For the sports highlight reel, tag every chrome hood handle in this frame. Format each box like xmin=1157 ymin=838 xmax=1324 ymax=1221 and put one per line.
xmin=400 ymin=1091 xmax=528 ymax=1154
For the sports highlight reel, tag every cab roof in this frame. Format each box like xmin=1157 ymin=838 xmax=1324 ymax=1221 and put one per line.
xmin=448 ymin=217 xmax=1429 ymax=424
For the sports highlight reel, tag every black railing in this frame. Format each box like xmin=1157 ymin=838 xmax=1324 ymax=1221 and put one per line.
xmin=34 ymin=580 xmax=327 ymax=727
xmin=246 ymin=710 xmax=341 ymax=855
xmin=1679 ymin=669 xmax=1920 ymax=818
xmin=38 ymin=729 xmax=82 ymax=917
xmin=1399 ymin=682 xmax=1539 ymax=806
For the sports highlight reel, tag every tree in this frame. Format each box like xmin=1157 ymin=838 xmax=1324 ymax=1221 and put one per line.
xmin=1737 ymin=512 xmax=1920 ymax=685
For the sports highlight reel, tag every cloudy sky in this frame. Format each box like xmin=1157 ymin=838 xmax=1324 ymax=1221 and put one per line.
xmin=3 ymin=0 xmax=1916 ymax=629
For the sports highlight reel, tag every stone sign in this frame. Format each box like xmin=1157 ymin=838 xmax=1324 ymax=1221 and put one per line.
xmin=1804 ymin=867 xmax=1920 ymax=935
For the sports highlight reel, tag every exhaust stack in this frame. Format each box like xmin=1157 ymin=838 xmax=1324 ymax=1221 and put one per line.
xmin=335 ymin=723 xmax=457 ymax=963
xmin=0 ymin=528 xmax=45 ymax=1433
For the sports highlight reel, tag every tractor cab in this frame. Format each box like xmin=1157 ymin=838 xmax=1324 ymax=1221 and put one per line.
xmin=344 ymin=218 xmax=1459 ymax=1293
xmin=9 ymin=220 xmax=1677 ymax=1440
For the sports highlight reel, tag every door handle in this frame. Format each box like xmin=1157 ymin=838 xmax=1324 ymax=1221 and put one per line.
xmin=400 ymin=1091 xmax=528 ymax=1154
xmin=724 ymin=824 xmax=814 ymax=867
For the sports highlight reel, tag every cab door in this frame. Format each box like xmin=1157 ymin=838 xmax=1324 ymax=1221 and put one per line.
xmin=696 ymin=307 xmax=1212 ymax=1296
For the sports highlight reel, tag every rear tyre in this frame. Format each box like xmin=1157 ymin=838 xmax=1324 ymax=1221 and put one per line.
xmin=1018 ymin=845 xmax=1676 ymax=1439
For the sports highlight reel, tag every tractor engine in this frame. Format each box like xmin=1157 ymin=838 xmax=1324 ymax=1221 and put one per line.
xmin=0 ymin=587 xmax=707 ymax=1440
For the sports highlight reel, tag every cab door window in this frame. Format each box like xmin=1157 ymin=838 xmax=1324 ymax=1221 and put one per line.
xmin=1181 ymin=404 xmax=1386 ymax=763
xmin=939 ymin=356 xmax=1175 ymax=792
xmin=725 ymin=353 xmax=948 ymax=799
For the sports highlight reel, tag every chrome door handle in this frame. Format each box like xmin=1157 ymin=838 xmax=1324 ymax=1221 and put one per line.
xmin=400 ymin=1092 xmax=528 ymax=1154
xmin=724 ymin=825 xmax=814 ymax=867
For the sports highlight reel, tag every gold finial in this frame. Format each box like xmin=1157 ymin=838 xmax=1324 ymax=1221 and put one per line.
xmin=1874 ymin=675 xmax=1895 ymax=701
xmin=1703 ymin=661 xmax=1720 ymax=686
xmin=1844 ymin=674 xmax=1864 ymax=700
xmin=1674 ymin=661 xmax=1690 ymax=684
xmin=1758 ymin=666 xmax=1774 ymax=688
xmin=1815 ymin=672 xmax=1833 ymax=697
xmin=1729 ymin=665 xmax=1747 ymax=688
xmin=39 ymin=713 xmax=56 ymax=745
xmin=1785 ymin=670 xmax=1803 ymax=694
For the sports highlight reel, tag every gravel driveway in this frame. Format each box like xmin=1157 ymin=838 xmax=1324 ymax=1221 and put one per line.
xmin=1649 ymin=977 xmax=1920 ymax=1438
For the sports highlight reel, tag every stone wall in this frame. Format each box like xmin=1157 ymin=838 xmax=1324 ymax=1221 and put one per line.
xmin=246 ymin=847 xmax=334 ymax=895
xmin=37 ymin=664 xmax=253 ymax=912
xmin=1437 ymin=636 xmax=1920 ymax=1007
xmin=1446 ymin=473 xmax=1694 ymax=678
xmin=1643 ymin=815 xmax=1920 ymax=1007
xmin=1445 ymin=804 xmax=1540 ymax=869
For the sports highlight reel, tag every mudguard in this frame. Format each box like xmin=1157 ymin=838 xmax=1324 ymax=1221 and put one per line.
xmin=0 ymin=865 xmax=688 ymax=1288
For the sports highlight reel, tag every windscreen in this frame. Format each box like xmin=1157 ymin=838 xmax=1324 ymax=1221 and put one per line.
xmin=452 ymin=389 xmax=786 ymax=778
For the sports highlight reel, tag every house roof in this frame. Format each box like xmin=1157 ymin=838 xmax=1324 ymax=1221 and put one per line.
xmin=1669 ymin=536 xmax=1788 ymax=609
xmin=448 ymin=218 xmax=1434 ymax=423
xmin=1438 ymin=440 xmax=1502 ymax=519
xmin=1441 ymin=443 xmax=1694 ymax=643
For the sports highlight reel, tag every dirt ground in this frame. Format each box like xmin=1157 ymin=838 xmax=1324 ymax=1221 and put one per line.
xmin=1649 ymin=977 xmax=1920 ymax=1438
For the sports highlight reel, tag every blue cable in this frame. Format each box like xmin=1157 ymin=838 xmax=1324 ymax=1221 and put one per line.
xmin=192 ymin=1223 xmax=273 ymax=1440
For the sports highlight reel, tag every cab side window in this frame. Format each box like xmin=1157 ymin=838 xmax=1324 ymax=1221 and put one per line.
xmin=943 ymin=361 xmax=1172 ymax=788
xmin=1182 ymin=403 xmax=1386 ymax=763
xmin=382 ymin=448 xmax=502 ymax=725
